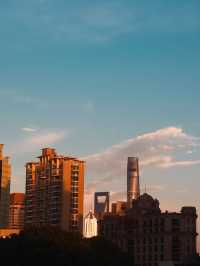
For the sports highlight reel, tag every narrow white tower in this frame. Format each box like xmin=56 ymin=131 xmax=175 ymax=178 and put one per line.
xmin=83 ymin=210 xmax=98 ymax=239
xmin=127 ymin=157 xmax=140 ymax=208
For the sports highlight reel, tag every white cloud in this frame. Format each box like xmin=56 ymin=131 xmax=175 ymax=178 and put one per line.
xmin=160 ymin=159 xmax=200 ymax=168
xmin=26 ymin=131 xmax=66 ymax=146
xmin=21 ymin=127 xmax=38 ymax=133
xmin=84 ymin=127 xmax=199 ymax=176
xmin=83 ymin=127 xmax=200 ymax=208
xmin=11 ymin=129 xmax=68 ymax=154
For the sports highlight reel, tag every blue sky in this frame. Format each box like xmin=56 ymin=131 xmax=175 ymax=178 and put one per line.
xmin=0 ymin=0 xmax=200 ymax=231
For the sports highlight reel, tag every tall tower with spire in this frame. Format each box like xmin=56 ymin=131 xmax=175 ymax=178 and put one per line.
xmin=127 ymin=157 xmax=140 ymax=208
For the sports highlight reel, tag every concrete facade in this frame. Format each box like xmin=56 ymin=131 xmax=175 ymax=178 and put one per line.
xmin=25 ymin=148 xmax=84 ymax=233
xmin=9 ymin=193 xmax=25 ymax=229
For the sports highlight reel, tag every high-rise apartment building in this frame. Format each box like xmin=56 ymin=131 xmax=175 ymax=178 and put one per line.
xmin=127 ymin=157 xmax=140 ymax=208
xmin=25 ymin=148 xmax=84 ymax=233
xmin=0 ymin=144 xmax=11 ymax=228
xmin=9 ymin=193 xmax=25 ymax=229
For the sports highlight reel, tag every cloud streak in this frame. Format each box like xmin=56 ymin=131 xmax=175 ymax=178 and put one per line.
xmin=0 ymin=90 xmax=48 ymax=109
xmin=21 ymin=127 xmax=38 ymax=133
xmin=10 ymin=129 xmax=68 ymax=155
xmin=84 ymin=127 xmax=199 ymax=176
xmin=84 ymin=127 xmax=200 ymax=206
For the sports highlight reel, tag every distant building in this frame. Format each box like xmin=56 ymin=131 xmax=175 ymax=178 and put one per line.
xmin=111 ymin=201 xmax=127 ymax=215
xmin=94 ymin=192 xmax=110 ymax=220
xmin=0 ymin=144 xmax=11 ymax=228
xmin=9 ymin=193 xmax=25 ymax=229
xmin=25 ymin=148 xmax=84 ymax=233
xmin=0 ymin=228 xmax=20 ymax=238
xmin=84 ymin=210 xmax=98 ymax=238
xmin=127 ymin=157 xmax=140 ymax=208
xmin=102 ymin=193 xmax=198 ymax=266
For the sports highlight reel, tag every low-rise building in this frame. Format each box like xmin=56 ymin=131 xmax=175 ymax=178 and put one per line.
xmin=111 ymin=201 xmax=127 ymax=215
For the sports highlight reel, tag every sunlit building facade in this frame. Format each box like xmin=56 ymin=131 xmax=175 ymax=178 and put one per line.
xmin=84 ymin=210 xmax=98 ymax=238
xmin=127 ymin=157 xmax=140 ymax=209
xmin=9 ymin=193 xmax=25 ymax=229
xmin=25 ymin=148 xmax=84 ymax=233
xmin=0 ymin=144 xmax=11 ymax=228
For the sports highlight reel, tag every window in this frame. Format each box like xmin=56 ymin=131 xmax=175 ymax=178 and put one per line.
xmin=71 ymin=193 xmax=78 ymax=197
xmin=72 ymin=176 xmax=78 ymax=181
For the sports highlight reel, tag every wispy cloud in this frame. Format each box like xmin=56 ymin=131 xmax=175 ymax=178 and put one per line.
xmin=84 ymin=126 xmax=199 ymax=175
xmin=159 ymin=159 xmax=200 ymax=168
xmin=21 ymin=127 xmax=38 ymax=133
xmin=83 ymin=127 xmax=200 ymax=208
xmin=0 ymin=90 xmax=48 ymax=109
xmin=10 ymin=129 xmax=68 ymax=154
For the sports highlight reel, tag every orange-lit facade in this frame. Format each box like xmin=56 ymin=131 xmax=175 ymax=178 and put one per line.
xmin=25 ymin=148 xmax=84 ymax=233
xmin=9 ymin=193 xmax=25 ymax=229
xmin=0 ymin=144 xmax=11 ymax=228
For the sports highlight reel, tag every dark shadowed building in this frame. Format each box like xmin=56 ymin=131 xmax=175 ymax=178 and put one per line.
xmin=111 ymin=201 xmax=127 ymax=215
xmin=94 ymin=192 xmax=110 ymax=219
xmin=102 ymin=193 xmax=197 ymax=266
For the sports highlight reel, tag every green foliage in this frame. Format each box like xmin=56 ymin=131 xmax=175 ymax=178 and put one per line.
xmin=0 ymin=227 xmax=134 ymax=266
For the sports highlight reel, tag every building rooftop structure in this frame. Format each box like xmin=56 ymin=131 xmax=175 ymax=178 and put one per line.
xmin=102 ymin=193 xmax=198 ymax=266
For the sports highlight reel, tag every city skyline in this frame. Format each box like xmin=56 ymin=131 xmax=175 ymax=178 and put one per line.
xmin=0 ymin=0 xmax=200 ymax=249
xmin=3 ymin=126 xmax=200 ymax=215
